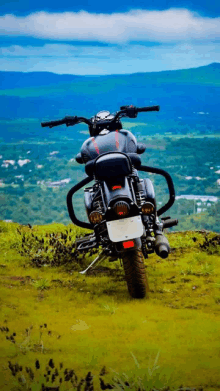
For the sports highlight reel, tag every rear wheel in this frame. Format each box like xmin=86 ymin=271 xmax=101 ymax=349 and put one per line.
xmin=121 ymin=249 xmax=149 ymax=298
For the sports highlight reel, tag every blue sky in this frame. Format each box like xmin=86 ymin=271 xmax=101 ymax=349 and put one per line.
xmin=0 ymin=0 xmax=219 ymax=75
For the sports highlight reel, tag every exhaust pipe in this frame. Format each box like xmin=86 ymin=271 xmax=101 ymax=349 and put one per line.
xmin=155 ymin=234 xmax=170 ymax=259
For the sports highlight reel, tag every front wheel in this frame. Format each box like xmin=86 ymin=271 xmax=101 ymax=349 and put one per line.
xmin=121 ymin=249 xmax=149 ymax=299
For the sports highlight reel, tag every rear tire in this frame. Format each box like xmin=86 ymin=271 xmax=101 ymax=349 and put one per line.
xmin=121 ymin=249 xmax=149 ymax=298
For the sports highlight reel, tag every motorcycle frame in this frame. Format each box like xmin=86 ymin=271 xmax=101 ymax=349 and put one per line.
xmin=66 ymin=163 xmax=175 ymax=230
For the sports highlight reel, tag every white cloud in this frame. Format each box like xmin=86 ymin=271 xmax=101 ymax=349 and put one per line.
xmin=1 ymin=42 xmax=219 ymax=60
xmin=0 ymin=43 xmax=113 ymax=57
xmin=0 ymin=42 xmax=219 ymax=75
xmin=0 ymin=9 xmax=219 ymax=43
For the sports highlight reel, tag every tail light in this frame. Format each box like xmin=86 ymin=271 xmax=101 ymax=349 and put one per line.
xmin=123 ymin=240 xmax=135 ymax=249
xmin=89 ymin=211 xmax=103 ymax=224
xmin=141 ymin=202 xmax=154 ymax=215
xmin=113 ymin=201 xmax=130 ymax=217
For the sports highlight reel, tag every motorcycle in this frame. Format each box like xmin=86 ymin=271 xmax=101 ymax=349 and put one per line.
xmin=41 ymin=105 xmax=178 ymax=299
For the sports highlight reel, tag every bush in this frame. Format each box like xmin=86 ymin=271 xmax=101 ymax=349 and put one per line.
xmin=16 ymin=226 xmax=98 ymax=270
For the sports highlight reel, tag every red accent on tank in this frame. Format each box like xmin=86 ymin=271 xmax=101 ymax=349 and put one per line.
xmin=123 ymin=240 xmax=135 ymax=249
xmin=115 ymin=129 xmax=119 ymax=149
xmin=91 ymin=137 xmax=100 ymax=154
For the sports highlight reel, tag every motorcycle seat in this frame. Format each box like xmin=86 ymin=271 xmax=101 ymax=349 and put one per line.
xmin=85 ymin=152 xmax=141 ymax=178
xmin=75 ymin=129 xmax=146 ymax=164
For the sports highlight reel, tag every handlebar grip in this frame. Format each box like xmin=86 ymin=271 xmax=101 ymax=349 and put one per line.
xmin=137 ymin=105 xmax=160 ymax=113
xmin=41 ymin=119 xmax=66 ymax=128
xmin=163 ymin=219 xmax=178 ymax=229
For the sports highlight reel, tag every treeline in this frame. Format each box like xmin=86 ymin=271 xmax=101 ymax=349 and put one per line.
xmin=1 ymin=187 xmax=219 ymax=232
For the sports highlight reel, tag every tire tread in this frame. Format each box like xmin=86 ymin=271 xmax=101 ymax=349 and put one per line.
xmin=121 ymin=249 xmax=149 ymax=298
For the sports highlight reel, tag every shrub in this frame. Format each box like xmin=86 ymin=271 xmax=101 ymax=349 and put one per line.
xmin=16 ymin=226 xmax=98 ymax=270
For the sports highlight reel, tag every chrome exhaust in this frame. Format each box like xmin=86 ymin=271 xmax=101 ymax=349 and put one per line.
xmin=155 ymin=234 xmax=170 ymax=259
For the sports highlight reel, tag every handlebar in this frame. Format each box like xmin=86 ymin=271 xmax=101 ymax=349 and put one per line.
xmin=41 ymin=105 xmax=160 ymax=129
xmin=41 ymin=116 xmax=78 ymax=128
xmin=41 ymin=116 xmax=91 ymax=128
xmin=114 ymin=105 xmax=160 ymax=121
xmin=41 ymin=119 xmax=68 ymax=128
xmin=137 ymin=105 xmax=160 ymax=113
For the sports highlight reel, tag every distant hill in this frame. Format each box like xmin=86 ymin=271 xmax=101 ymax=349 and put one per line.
xmin=0 ymin=72 xmax=85 ymax=90
xmin=1 ymin=63 xmax=220 ymax=91
xmin=0 ymin=63 xmax=220 ymax=120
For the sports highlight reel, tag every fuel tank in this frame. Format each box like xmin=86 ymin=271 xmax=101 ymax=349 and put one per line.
xmin=80 ymin=129 xmax=138 ymax=163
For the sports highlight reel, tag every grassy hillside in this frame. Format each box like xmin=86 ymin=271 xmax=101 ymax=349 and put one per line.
xmin=0 ymin=221 xmax=220 ymax=390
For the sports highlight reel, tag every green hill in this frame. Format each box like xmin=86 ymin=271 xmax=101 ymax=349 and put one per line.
xmin=0 ymin=221 xmax=220 ymax=390
xmin=1 ymin=63 xmax=220 ymax=96
xmin=0 ymin=63 xmax=220 ymax=121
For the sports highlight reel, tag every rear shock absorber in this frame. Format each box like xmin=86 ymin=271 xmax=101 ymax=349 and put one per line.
xmin=129 ymin=166 xmax=141 ymax=203
xmin=133 ymin=178 xmax=155 ymax=256
xmin=93 ymin=193 xmax=103 ymax=214
xmin=134 ymin=179 xmax=155 ymax=228
xmin=92 ymin=183 xmax=105 ymax=214
xmin=135 ymin=180 xmax=146 ymax=207
xmin=92 ymin=184 xmax=110 ymax=246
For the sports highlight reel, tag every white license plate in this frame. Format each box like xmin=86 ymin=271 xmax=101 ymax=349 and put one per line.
xmin=106 ymin=216 xmax=144 ymax=243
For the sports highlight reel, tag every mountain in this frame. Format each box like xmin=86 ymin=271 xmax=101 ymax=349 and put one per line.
xmin=0 ymin=63 xmax=219 ymax=120
xmin=1 ymin=62 xmax=220 ymax=91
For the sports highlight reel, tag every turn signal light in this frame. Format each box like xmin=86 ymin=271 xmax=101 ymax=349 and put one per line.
xmin=123 ymin=240 xmax=135 ymax=249
xmin=141 ymin=202 xmax=155 ymax=215
xmin=89 ymin=211 xmax=103 ymax=224
xmin=113 ymin=201 xmax=130 ymax=217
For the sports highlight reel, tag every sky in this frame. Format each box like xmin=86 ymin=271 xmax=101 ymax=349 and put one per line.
xmin=0 ymin=0 xmax=219 ymax=75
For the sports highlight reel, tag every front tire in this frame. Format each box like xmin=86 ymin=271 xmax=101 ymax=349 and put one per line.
xmin=121 ymin=249 xmax=149 ymax=298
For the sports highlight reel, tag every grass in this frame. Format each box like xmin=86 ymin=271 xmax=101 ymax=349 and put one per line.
xmin=32 ymin=279 xmax=50 ymax=291
xmin=0 ymin=221 xmax=220 ymax=390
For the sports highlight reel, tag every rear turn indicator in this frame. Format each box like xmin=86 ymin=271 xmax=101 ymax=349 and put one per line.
xmin=141 ymin=202 xmax=154 ymax=215
xmin=89 ymin=211 xmax=103 ymax=224
xmin=123 ymin=240 xmax=135 ymax=249
xmin=113 ymin=201 xmax=130 ymax=217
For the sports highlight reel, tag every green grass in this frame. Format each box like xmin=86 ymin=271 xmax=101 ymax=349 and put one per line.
xmin=0 ymin=221 xmax=220 ymax=390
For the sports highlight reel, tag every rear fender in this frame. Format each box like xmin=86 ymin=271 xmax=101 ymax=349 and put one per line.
xmin=102 ymin=177 xmax=139 ymax=221
xmin=102 ymin=176 xmax=132 ymax=205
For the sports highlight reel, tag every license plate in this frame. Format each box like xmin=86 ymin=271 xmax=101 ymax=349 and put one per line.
xmin=106 ymin=216 xmax=144 ymax=243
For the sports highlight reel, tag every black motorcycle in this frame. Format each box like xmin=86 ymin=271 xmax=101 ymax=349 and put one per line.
xmin=41 ymin=105 xmax=178 ymax=299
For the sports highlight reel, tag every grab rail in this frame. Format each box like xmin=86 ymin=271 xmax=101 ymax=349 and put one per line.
xmin=66 ymin=176 xmax=93 ymax=229
xmin=67 ymin=165 xmax=175 ymax=228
